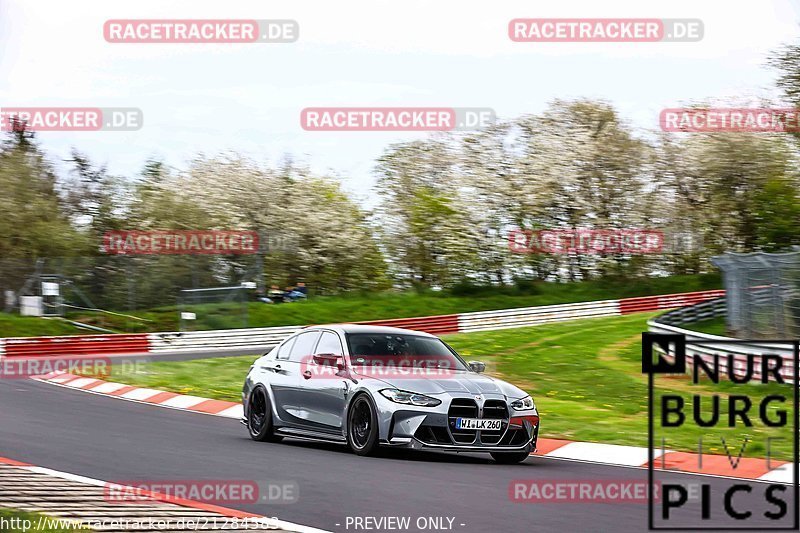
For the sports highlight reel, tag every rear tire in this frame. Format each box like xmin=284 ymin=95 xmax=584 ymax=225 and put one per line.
xmin=347 ymin=394 xmax=379 ymax=456
xmin=491 ymin=451 xmax=530 ymax=464
xmin=247 ymin=386 xmax=283 ymax=442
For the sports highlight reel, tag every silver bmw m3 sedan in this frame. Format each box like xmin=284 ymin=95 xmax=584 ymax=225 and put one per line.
xmin=242 ymin=324 xmax=539 ymax=463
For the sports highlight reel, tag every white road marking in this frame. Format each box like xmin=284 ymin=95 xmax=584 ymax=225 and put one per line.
xmin=545 ymin=441 xmax=665 ymax=466
xmin=120 ymin=388 xmax=163 ymax=401
xmin=160 ymin=394 xmax=207 ymax=408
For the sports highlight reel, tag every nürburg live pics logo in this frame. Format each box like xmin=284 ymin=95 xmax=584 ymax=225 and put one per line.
xmin=642 ymin=332 xmax=799 ymax=530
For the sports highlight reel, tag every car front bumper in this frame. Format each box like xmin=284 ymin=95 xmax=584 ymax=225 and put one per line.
xmin=386 ymin=433 xmax=537 ymax=453
xmin=378 ymin=403 xmax=540 ymax=454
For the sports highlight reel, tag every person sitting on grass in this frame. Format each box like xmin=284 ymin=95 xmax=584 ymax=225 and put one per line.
xmin=267 ymin=284 xmax=285 ymax=303
xmin=285 ymin=282 xmax=308 ymax=301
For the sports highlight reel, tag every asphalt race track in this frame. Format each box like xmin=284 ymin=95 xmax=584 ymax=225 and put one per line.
xmin=0 ymin=378 xmax=793 ymax=532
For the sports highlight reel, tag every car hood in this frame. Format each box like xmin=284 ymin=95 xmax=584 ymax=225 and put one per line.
xmin=354 ymin=369 xmax=528 ymax=399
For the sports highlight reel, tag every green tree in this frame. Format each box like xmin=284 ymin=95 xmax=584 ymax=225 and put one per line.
xmin=752 ymin=177 xmax=800 ymax=251
xmin=375 ymin=139 xmax=477 ymax=287
xmin=0 ymin=128 xmax=87 ymax=260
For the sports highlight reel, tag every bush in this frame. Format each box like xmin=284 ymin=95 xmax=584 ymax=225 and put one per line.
xmin=449 ymin=281 xmax=504 ymax=296
xmin=513 ymin=278 xmax=542 ymax=295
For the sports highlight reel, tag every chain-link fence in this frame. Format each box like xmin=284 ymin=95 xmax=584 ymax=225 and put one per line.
xmin=0 ymin=230 xmax=322 ymax=331
xmin=178 ymin=286 xmax=250 ymax=331
xmin=712 ymin=249 xmax=800 ymax=339
xmin=0 ymin=255 xmax=267 ymax=332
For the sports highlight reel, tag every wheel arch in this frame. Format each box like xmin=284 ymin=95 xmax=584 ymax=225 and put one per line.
xmin=245 ymin=381 xmax=281 ymax=424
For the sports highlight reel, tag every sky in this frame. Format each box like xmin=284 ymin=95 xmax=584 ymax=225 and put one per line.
xmin=1 ymin=0 xmax=799 ymax=205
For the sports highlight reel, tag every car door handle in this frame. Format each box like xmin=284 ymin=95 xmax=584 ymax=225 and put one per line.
xmin=260 ymin=364 xmax=281 ymax=372
xmin=303 ymin=370 xmax=312 ymax=379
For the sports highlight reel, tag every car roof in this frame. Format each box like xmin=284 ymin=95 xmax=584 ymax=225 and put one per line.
xmin=303 ymin=324 xmax=438 ymax=338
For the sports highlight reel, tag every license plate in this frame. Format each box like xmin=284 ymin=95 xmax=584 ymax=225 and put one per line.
xmin=455 ymin=418 xmax=503 ymax=431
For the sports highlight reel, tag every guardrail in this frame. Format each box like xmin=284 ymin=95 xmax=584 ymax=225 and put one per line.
xmin=648 ymin=310 xmax=796 ymax=381
xmin=458 ymin=299 xmax=621 ymax=332
xmin=147 ymin=326 xmax=303 ymax=353
xmin=360 ymin=314 xmax=459 ymax=335
xmin=2 ymin=334 xmax=149 ymax=358
xmin=146 ymin=317 xmax=460 ymax=354
xmin=653 ymin=296 xmax=727 ymax=326
xmin=619 ymin=289 xmax=726 ymax=315
xmin=0 ymin=288 xmax=725 ymax=358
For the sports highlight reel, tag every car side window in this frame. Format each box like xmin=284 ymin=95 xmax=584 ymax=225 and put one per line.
xmin=288 ymin=331 xmax=321 ymax=362
xmin=276 ymin=337 xmax=296 ymax=360
xmin=315 ymin=332 xmax=343 ymax=356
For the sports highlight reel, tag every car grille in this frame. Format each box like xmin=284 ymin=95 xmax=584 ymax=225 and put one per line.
xmin=413 ymin=398 xmax=526 ymax=447
xmin=448 ymin=398 xmax=479 ymax=443
xmin=479 ymin=400 xmax=508 ymax=444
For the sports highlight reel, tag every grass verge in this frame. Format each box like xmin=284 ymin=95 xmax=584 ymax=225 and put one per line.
xmin=0 ymin=316 xmax=82 ymax=337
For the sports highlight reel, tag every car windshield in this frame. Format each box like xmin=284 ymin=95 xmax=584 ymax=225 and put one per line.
xmin=345 ymin=333 xmax=468 ymax=371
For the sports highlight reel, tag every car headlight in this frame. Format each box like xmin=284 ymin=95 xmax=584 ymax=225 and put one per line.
xmin=511 ymin=395 xmax=536 ymax=411
xmin=379 ymin=389 xmax=441 ymax=407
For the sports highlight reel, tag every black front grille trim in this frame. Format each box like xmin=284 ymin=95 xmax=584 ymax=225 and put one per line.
xmin=479 ymin=400 xmax=509 ymax=444
xmin=414 ymin=425 xmax=452 ymax=445
xmin=448 ymin=398 xmax=478 ymax=443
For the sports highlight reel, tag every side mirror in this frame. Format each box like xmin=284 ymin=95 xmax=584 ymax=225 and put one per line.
xmin=313 ymin=353 xmax=344 ymax=369
xmin=468 ymin=361 xmax=486 ymax=373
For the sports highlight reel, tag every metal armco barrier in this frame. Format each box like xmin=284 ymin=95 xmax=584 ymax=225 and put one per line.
xmin=654 ymin=296 xmax=726 ymax=326
xmin=618 ymin=289 xmax=725 ymax=315
xmin=0 ymin=288 xmax=725 ymax=358
xmin=2 ymin=334 xmax=149 ymax=358
xmin=359 ymin=314 xmax=459 ymax=335
xmin=457 ymin=299 xmax=621 ymax=332
xmin=147 ymin=326 xmax=302 ymax=353
xmin=647 ymin=318 xmax=796 ymax=382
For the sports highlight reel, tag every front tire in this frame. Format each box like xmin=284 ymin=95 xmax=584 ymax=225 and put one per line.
xmin=491 ymin=451 xmax=530 ymax=464
xmin=247 ymin=386 xmax=283 ymax=442
xmin=347 ymin=394 xmax=379 ymax=456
